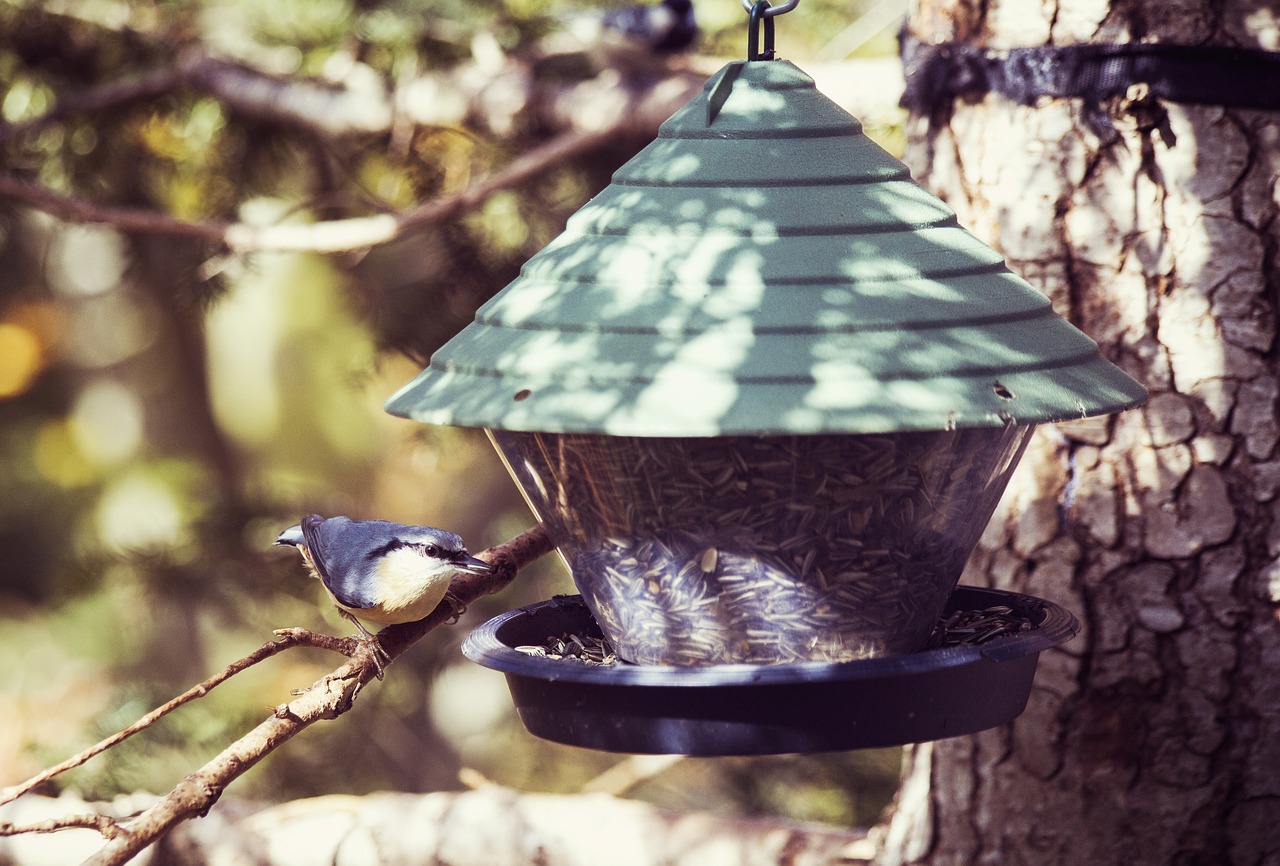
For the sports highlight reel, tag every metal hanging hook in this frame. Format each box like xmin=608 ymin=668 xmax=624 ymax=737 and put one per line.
xmin=747 ymin=1 xmax=775 ymax=61
xmin=740 ymin=0 xmax=799 ymax=16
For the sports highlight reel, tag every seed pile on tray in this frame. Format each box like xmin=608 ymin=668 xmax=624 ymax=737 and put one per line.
xmin=493 ymin=429 xmax=1029 ymax=666
xmin=515 ymin=633 xmax=616 ymax=665
xmin=517 ymin=603 xmax=1041 ymax=667
xmin=925 ymin=604 xmax=1037 ymax=648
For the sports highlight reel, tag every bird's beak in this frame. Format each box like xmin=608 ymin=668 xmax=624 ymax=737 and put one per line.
xmin=275 ymin=525 xmax=304 ymax=548
xmin=453 ymin=553 xmax=494 ymax=575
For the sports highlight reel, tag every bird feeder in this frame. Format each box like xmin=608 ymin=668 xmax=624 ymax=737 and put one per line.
xmin=385 ymin=32 xmax=1145 ymax=751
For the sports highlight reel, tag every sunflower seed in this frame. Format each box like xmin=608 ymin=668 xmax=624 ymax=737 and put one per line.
xmin=489 ymin=427 xmax=1033 ymax=665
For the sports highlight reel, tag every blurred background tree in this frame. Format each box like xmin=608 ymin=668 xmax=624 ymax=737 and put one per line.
xmin=0 ymin=0 xmax=905 ymax=830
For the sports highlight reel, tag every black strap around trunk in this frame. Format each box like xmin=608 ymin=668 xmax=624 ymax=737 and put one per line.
xmin=900 ymin=38 xmax=1280 ymax=122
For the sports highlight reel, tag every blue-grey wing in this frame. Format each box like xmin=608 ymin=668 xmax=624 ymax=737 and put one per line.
xmin=300 ymin=515 xmax=388 ymax=610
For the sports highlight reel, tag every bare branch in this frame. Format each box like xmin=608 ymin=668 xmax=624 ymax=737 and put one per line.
xmin=178 ymin=48 xmax=706 ymax=141
xmin=0 ymin=624 xmax=353 ymax=808
xmin=0 ymin=45 xmax=896 ymax=258
xmin=0 ymin=172 xmax=226 ymax=241
xmin=0 ymin=627 xmax=353 ymax=810
xmin=0 ymin=122 xmax=622 ymax=253
xmin=377 ymin=521 xmax=555 ymax=659
xmin=75 ymin=524 xmax=551 ymax=866
xmin=0 ymin=813 xmax=124 ymax=840
xmin=179 ymin=50 xmax=396 ymax=137
xmin=180 ymin=51 xmax=896 ymax=147
xmin=0 ymin=44 xmax=893 ymax=149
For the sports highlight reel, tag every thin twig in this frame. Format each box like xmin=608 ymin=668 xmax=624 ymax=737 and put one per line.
xmin=0 ymin=628 xmax=353 ymax=809
xmin=0 ymin=813 xmax=125 ymax=839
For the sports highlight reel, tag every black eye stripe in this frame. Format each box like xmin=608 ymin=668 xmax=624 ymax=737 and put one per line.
xmin=366 ymin=538 xmax=407 ymax=560
xmin=364 ymin=538 xmax=461 ymax=561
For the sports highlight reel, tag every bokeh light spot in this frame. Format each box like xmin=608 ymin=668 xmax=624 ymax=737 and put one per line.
xmin=33 ymin=421 xmax=98 ymax=488
xmin=70 ymin=380 xmax=144 ymax=466
xmin=96 ymin=474 xmax=186 ymax=553
xmin=0 ymin=323 xmax=42 ymax=398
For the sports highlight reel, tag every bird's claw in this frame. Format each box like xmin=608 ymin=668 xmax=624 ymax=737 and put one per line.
xmin=335 ymin=606 xmax=388 ymax=680
xmin=356 ymin=636 xmax=387 ymax=680
xmin=443 ymin=592 xmax=467 ymax=624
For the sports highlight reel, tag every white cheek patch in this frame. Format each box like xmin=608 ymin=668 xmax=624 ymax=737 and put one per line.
xmin=376 ymin=548 xmax=429 ymax=603
xmin=369 ymin=547 xmax=454 ymax=621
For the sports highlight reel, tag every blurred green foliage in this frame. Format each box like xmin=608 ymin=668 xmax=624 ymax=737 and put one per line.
xmin=0 ymin=0 xmax=905 ymax=831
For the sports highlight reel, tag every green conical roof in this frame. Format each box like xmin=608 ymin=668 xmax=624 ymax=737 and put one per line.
xmin=386 ymin=60 xmax=1146 ymax=435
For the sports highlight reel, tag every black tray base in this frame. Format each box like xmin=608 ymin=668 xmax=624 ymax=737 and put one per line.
xmin=462 ymin=586 xmax=1079 ymax=755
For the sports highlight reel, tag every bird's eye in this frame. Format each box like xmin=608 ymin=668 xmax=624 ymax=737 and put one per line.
xmin=422 ymin=543 xmax=440 ymax=557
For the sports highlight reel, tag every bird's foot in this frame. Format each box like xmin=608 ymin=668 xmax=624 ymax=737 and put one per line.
xmin=336 ymin=607 xmax=389 ymax=680
xmin=443 ymin=592 xmax=467 ymax=624
xmin=354 ymin=637 xmax=387 ymax=680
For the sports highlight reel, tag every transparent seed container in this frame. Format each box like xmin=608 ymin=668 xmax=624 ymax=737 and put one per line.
xmin=489 ymin=426 xmax=1034 ymax=666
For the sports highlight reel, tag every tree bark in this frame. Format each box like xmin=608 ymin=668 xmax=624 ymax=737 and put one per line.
xmin=882 ymin=2 xmax=1280 ymax=865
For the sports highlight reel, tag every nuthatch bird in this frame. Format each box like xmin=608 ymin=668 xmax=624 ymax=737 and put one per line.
xmin=275 ymin=515 xmax=492 ymax=672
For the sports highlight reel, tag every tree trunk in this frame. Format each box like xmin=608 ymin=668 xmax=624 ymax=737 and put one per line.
xmin=883 ymin=3 xmax=1280 ymax=865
